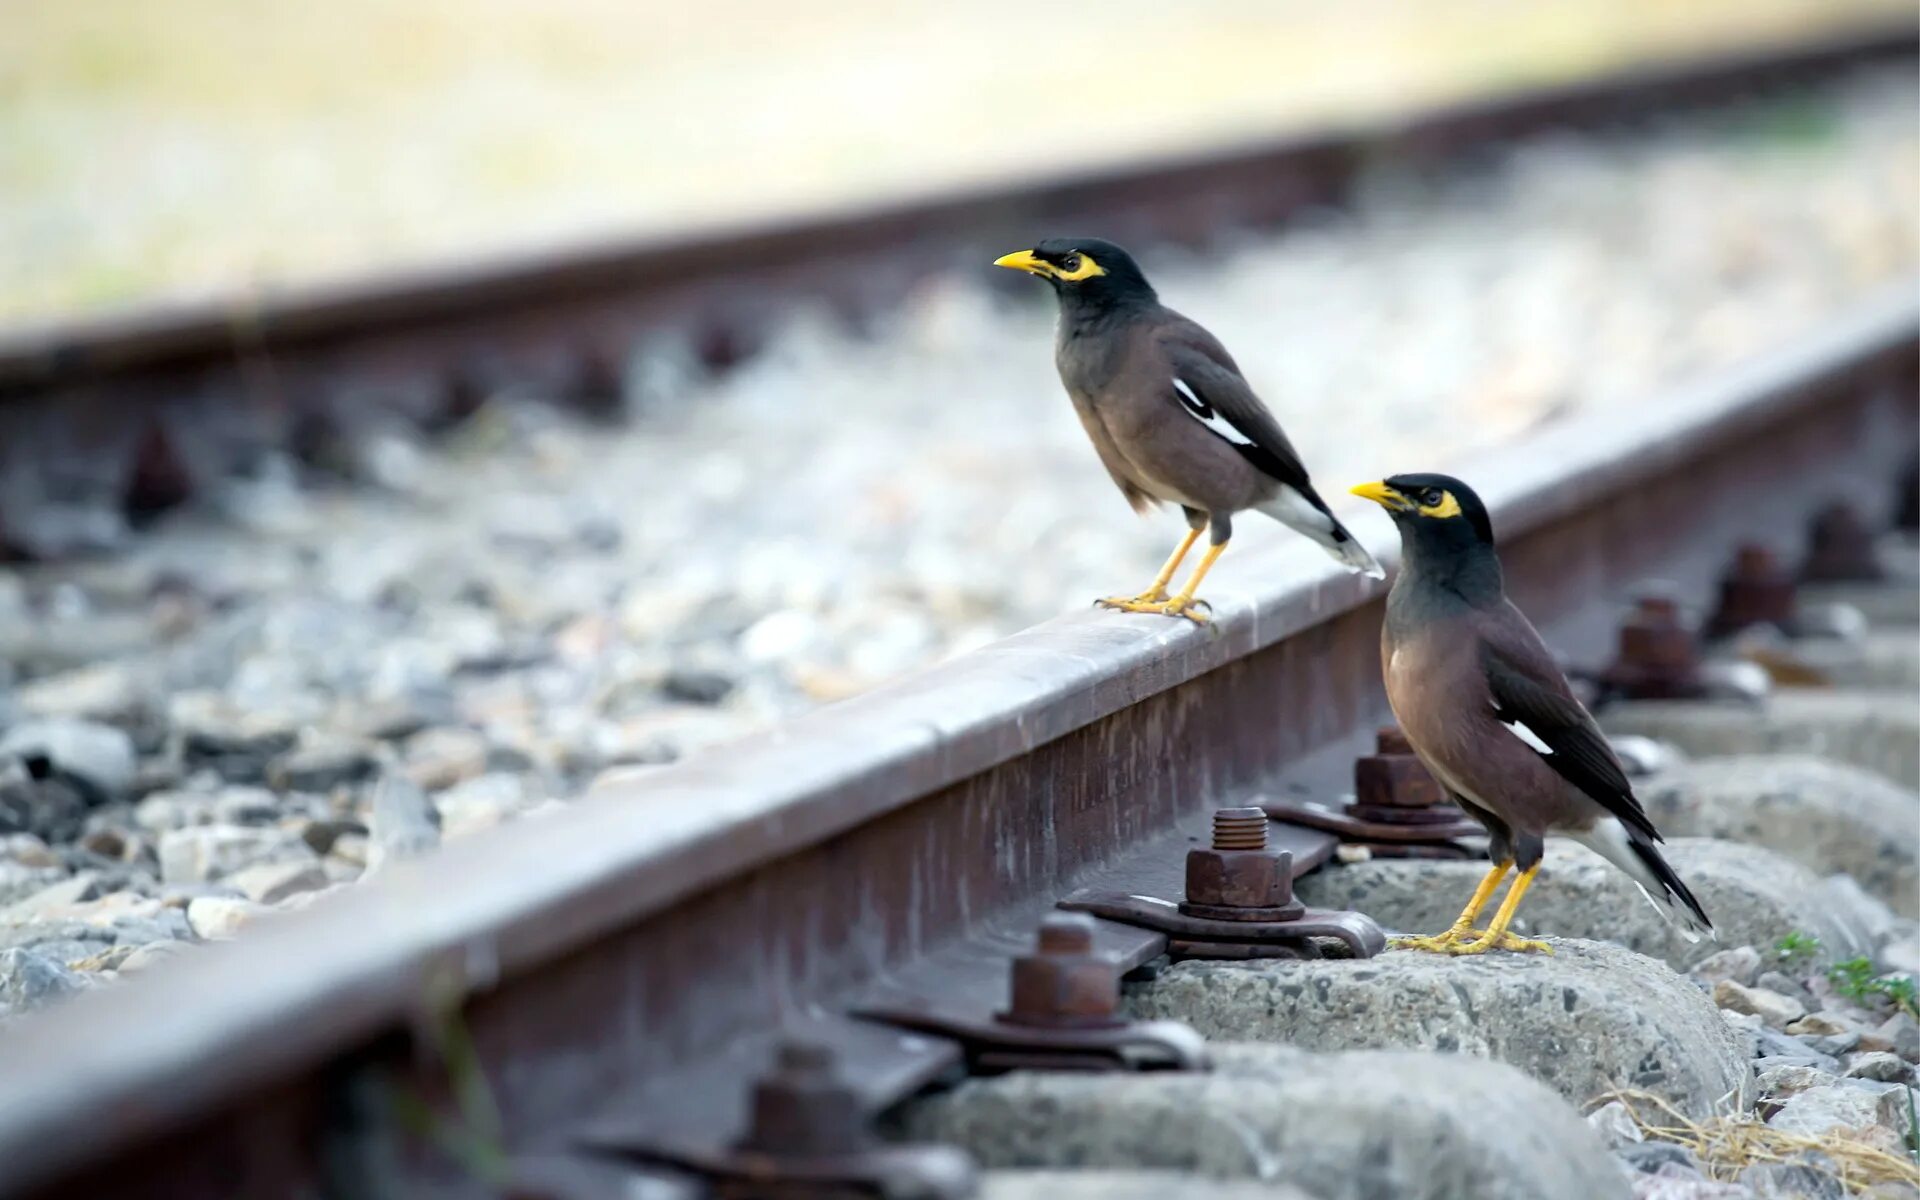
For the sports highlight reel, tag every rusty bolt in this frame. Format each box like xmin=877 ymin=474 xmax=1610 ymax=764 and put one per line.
xmin=734 ymin=1039 xmax=870 ymax=1157
xmin=1354 ymin=726 xmax=1444 ymax=809
xmin=567 ymin=344 xmax=625 ymax=417
xmin=1705 ymin=543 xmax=1797 ymax=639
xmin=123 ymin=422 xmax=193 ymax=521
xmin=1599 ymin=589 xmax=1707 ymax=700
xmin=1800 ymin=502 xmax=1884 ymax=583
xmin=1180 ymin=807 xmax=1304 ymax=923
xmin=431 ymin=359 xmax=490 ymax=430
xmin=1001 ymin=912 xmax=1123 ymax=1030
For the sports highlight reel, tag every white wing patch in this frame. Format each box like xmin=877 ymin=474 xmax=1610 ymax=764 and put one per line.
xmin=1491 ymin=701 xmax=1554 ymax=755
xmin=1172 ymin=378 xmax=1253 ymax=447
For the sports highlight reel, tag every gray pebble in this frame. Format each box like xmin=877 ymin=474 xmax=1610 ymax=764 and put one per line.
xmin=1713 ymin=979 xmax=1806 ymax=1030
xmin=1615 ymin=1142 xmax=1701 ymax=1176
xmin=1876 ymin=1011 xmax=1920 ymax=1061
xmin=0 ymin=718 xmax=137 ymax=801
xmin=1755 ymin=1062 xmax=1839 ymax=1099
xmin=118 ymin=940 xmax=190 ymax=973
xmin=660 ymin=668 xmax=734 ymax=706
xmin=0 ymin=862 xmax=71 ymax=909
xmin=1801 ymin=1031 xmax=1863 ymax=1058
xmin=0 ymin=767 xmax=90 ymax=844
xmin=1842 ymin=1050 xmax=1912 ymax=1082
xmin=156 ymin=824 xmax=315 ymax=884
xmin=1738 ymin=1162 xmax=1847 ymax=1200
xmin=228 ymin=860 xmax=330 ymax=905
xmin=366 ymin=775 xmax=440 ymax=873
xmin=0 ymin=834 xmax=58 ymax=869
xmin=1755 ymin=970 xmax=1816 ymax=1009
xmin=399 ymin=727 xmax=489 ymax=791
xmin=267 ymin=736 xmax=378 ymax=793
xmin=0 ymin=871 xmax=100 ymax=921
xmin=1767 ymin=1082 xmax=1906 ymax=1138
xmin=0 ymin=948 xmax=89 ymax=1014
xmin=1689 ymin=945 xmax=1762 ymax=989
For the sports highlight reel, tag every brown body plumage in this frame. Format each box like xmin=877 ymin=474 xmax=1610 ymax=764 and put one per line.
xmin=997 ymin=237 xmax=1380 ymax=622
xmin=1354 ymin=472 xmax=1712 ymax=954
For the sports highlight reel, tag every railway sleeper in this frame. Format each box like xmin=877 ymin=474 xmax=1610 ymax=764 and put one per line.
xmin=895 ymin=1043 xmax=1629 ymax=1200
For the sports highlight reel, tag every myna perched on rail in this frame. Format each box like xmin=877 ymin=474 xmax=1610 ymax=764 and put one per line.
xmin=996 ymin=238 xmax=1381 ymax=623
xmin=1350 ymin=473 xmax=1712 ymax=954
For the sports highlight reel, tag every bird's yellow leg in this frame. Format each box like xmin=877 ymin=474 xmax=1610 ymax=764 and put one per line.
xmin=1392 ymin=861 xmax=1511 ymax=952
xmin=1098 ymin=528 xmax=1202 ymax=612
xmin=1157 ymin=540 xmax=1227 ymax=623
xmin=1446 ymin=863 xmax=1553 ymax=955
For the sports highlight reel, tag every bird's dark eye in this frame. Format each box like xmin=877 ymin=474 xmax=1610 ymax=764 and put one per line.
xmin=1423 ymin=488 xmax=1445 ymax=507
xmin=1062 ymin=253 xmax=1082 ymax=273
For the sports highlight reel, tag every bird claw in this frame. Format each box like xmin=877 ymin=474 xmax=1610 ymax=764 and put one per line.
xmin=1096 ymin=594 xmax=1211 ymax=624
xmin=1445 ymin=931 xmax=1553 ymax=956
xmin=1390 ymin=927 xmax=1472 ymax=954
xmin=1095 ymin=590 xmax=1168 ymax=612
xmin=1394 ymin=926 xmax=1551 ymax=956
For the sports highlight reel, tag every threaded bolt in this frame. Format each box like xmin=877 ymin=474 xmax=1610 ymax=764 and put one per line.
xmin=1636 ymin=594 xmax=1680 ymax=622
xmin=1374 ymin=726 xmax=1413 ymax=756
xmin=774 ymin=1039 xmax=835 ymax=1075
xmin=1035 ymin=911 xmax=1096 ymax=956
xmin=1211 ymin=807 xmax=1269 ymax=851
xmin=1734 ymin=544 xmax=1777 ymax=576
xmin=1005 ymin=912 xmax=1120 ymax=1029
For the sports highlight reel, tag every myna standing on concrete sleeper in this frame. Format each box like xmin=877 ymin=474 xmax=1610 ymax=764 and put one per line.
xmin=1350 ymin=473 xmax=1712 ymax=954
xmin=996 ymin=238 xmax=1382 ymax=622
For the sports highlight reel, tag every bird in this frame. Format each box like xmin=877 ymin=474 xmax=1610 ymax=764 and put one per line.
xmin=1348 ymin=473 xmax=1712 ymax=954
xmin=994 ymin=238 xmax=1381 ymax=623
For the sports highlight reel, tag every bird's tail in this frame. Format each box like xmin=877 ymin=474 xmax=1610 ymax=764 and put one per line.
xmin=1255 ymin=487 xmax=1386 ymax=580
xmin=1322 ymin=524 xmax=1385 ymax=580
xmin=1574 ymin=818 xmax=1714 ymax=942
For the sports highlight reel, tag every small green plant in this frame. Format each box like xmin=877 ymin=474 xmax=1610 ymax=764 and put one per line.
xmin=1905 ymin=1086 xmax=1918 ymax=1164
xmin=1829 ymin=956 xmax=1875 ymax=998
xmin=1774 ymin=930 xmax=1821 ymax=967
xmin=1827 ymin=957 xmax=1920 ymax=1019
xmin=1883 ymin=975 xmax=1920 ymax=1020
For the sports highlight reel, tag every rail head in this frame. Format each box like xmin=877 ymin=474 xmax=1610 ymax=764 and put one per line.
xmin=0 ymin=284 xmax=1911 ymax=1198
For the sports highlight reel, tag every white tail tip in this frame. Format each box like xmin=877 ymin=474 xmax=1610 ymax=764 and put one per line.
xmin=1328 ymin=538 xmax=1385 ymax=580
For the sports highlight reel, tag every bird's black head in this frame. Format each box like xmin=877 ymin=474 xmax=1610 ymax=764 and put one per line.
xmin=1350 ymin=473 xmax=1502 ymax=599
xmin=993 ymin=237 xmax=1156 ymax=317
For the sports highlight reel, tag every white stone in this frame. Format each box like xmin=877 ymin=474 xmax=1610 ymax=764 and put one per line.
xmin=185 ymin=896 xmax=269 ymax=940
xmin=1713 ymin=980 xmax=1806 ymax=1030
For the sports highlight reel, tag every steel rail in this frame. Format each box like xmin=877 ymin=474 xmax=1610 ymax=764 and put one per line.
xmin=0 ymin=285 xmax=1911 ymax=1199
xmin=0 ymin=22 xmax=1912 ymax=406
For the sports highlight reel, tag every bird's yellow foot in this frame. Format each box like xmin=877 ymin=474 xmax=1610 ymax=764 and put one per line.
xmin=1444 ymin=930 xmax=1554 ymax=956
xmin=1095 ymin=595 xmax=1211 ymax=624
xmin=1390 ymin=926 xmax=1475 ymax=953
xmin=1095 ymin=590 xmax=1169 ymax=613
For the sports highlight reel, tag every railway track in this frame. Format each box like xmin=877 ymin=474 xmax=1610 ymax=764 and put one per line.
xmin=0 ymin=25 xmax=1913 ymax=1200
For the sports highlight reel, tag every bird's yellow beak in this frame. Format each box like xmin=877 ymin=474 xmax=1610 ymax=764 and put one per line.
xmin=994 ymin=249 xmax=1049 ymax=277
xmin=1349 ymin=481 xmax=1412 ymax=511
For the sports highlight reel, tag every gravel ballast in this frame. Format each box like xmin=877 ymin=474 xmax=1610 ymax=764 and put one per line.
xmin=0 ymin=72 xmax=1914 ymax=1010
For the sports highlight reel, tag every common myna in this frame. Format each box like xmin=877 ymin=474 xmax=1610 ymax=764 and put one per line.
xmin=995 ymin=238 xmax=1382 ymax=623
xmin=1350 ymin=473 xmax=1712 ymax=954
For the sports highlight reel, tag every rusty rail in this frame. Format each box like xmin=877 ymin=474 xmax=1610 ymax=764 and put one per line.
xmin=0 ymin=281 xmax=1910 ymax=1197
xmin=0 ymin=24 xmax=1911 ymax=428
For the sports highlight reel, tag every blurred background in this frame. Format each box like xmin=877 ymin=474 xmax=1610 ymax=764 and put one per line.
xmin=0 ymin=2 xmax=1914 ymax=960
xmin=5 ymin=0 xmax=1914 ymax=322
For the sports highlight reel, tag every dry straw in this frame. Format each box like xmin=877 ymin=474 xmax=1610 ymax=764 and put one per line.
xmin=1588 ymin=1087 xmax=1920 ymax=1192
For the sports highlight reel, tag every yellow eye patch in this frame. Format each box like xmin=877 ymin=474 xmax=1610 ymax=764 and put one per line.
xmin=992 ymin=249 xmax=1107 ymax=282
xmin=1050 ymin=253 xmax=1106 ymax=281
xmin=1417 ymin=491 xmax=1461 ymax=519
